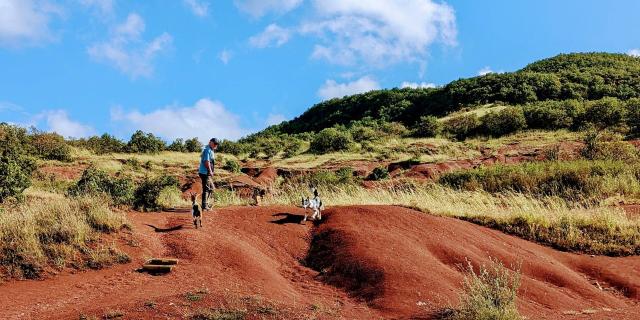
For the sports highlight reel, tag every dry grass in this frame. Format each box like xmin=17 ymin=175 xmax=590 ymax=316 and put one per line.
xmin=0 ymin=193 xmax=130 ymax=279
xmin=445 ymin=259 xmax=522 ymax=320
xmin=262 ymin=182 xmax=640 ymax=255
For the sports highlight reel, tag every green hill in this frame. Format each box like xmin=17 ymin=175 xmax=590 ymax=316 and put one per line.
xmin=267 ymin=53 xmax=640 ymax=135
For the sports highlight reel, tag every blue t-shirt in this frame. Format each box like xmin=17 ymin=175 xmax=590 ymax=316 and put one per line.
xmin=198 ymin=145 xmax=215 ymax=175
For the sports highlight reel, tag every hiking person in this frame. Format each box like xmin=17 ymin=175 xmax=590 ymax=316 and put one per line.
xmin=199 ymin=138 xmax=218 ymax=210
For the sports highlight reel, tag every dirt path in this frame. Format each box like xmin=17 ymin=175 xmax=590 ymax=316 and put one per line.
xmin=0 ymin=205 xmax=639 ymax=319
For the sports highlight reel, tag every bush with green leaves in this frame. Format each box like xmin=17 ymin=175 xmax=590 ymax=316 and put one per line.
xmin=0 ymin=124 xmax=36 ymax=202
xmin=367 ymin=167 xmax=389 ymax=181
xmin=309 ymin=128 xmax=354 ymax=154
xmin=184 ymin=138 xmax=203 ymax=152
xmin=68 ymin=167 xmax=135 ymax=206
xmin=625 ymin=98 xmax=640 ymax=135
xmin=350 ymin=125 xmax=377 ymax=142
xmin=413 ymin=115 xmax=442 ymax=137
xmin=583 ymin=97 xmax=627 ymax=129
xmin=581 ymin=130 xmax=638 ymax=161
xmin=30 ymin=131 xmax=73 ymax=162
xmin=133 ymin=176 xmax=180 ymax=211
xmin=282 ymin=138 xmax=304 ymax=158
xmin=80 ymin=134 xmax=127 ymax=155
xmin=481 ymin=107 xmax=527 ymax=137
xmin=217 ymin=139 xmax=247 ymax=156
xmin=443 ymin=114 xmax=482 ymax=140
xmin=523 ymin=100 xmax=583 ymax=130
xmin=223 ymin=159 xmax=241 ymax=173
xmin=167 ymin=138 xmax=187 ymax=152
xmin=127 ymin=130 xmax=166 ymax=154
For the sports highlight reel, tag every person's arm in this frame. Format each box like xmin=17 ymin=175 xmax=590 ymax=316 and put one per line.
xmin=204 ymin=159 xmax=214 ymax=176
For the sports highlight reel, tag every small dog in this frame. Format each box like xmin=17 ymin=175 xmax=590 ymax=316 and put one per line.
xmin=301 ymin=188 xmax=324 ymax=223
xmin=190 ymin=193 xmax=202 ymax=229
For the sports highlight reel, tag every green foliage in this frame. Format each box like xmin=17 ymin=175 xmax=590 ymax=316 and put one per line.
xmin=30 ymin=131 xmax=72 ymax=162
xmin=443 ymin=114 xmax=481 ymax=140
xmin=167 ymin=138 xmax=187 ymax=152
xmin=581 ymin=130 xmax=638 ymax=161
xmin=0 ymin=124 xmax=36 ymax=203
xmin=367 ymin=167 xmax=389 ymax=181
xmin=413 ymin=115 xmax=442 ymax=137
xmin=282 ymin=138 xmax=304 ymax=158
xmin=133 ymin=176 xmax=180 ymax=211
xmin=223 ymin=159 xmax=241 ymax=173
xmin=184 ymin=138 xmax=203 ymax=153
xmin=68 ymin=167 xmax=135 ymax=206
xmin=583 ymin=97 xmax=627 ymax=129
xmin=217 ymin=139 xmax=247 ymax=156
xmin=350 ymin=125 xmax=377 ymax=142
xmin=74 ymin=134 xmax=126 ymax=155
xmin=523 ymin=100 xmax=584 ymax=130
xmin=481 ymin=107 xmax=527 ymax=137
xmin=127 ymin=130 xmax=166 ymax=154
xmin=309 ymin=128 xmax=354 ymax=154
xmin=256 ymin=53 xmax=640 ymax=137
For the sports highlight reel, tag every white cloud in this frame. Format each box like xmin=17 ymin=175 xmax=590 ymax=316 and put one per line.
xmin=478 ymin=66 xmax=494 ymax=76
xmin=401 ymin=81 xmax=436 ymax=89
xmin=627 ymin=49 xmax=640 ymax=57
xmin=219 ymin=49 xmax=232 ymax=64
xmin=88 ymin=13 xmax=172 ymax=78
xmin=35 ymin=110 xmax=96 ymax=138
xmin=249 ymin=24 xmax=291 ymax=48
xmin=79 ymin=0 xmax=114 ymax=17
xmin=317 ymin=76 xmax=380 ymax=100
xmin=184 ymin=0 xmax=210 ymax=17
xmin=234 ymin=0 xmax=303 ymax=18
xmin=111 ymin=98 xmax=248 ymax=142
xmin=0 ymin=0 xmax=62 ymax=47
xmin=300 ymin=0 xmax=456 ymax=66
xmin=265 ymin=113 xmax=287 ymax=126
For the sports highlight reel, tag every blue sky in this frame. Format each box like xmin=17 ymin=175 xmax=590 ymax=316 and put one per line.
xmin=1 ymin=0 xmax=639 ymax=142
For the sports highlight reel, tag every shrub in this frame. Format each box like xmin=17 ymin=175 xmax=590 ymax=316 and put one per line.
xmin=626 ymin=98 xmax=640 ymax=135
xmin=581 ymin=130 xmax=638 ymax=161
xmin=167 ymin=138 xmax=187 ymax=152
xmin=379 ymin=121 xmax=409 ymax=136
xmin=217 ymin=140 xmax=247 ymax=156
xmin=367 ymin=167 xmax=389 ymax=181
xmin=127 ymin=130 xmax=166 ymax=154
xmin=223 ymin=159 xmax=242 ymax=173
xmin=447 ymin=259 xmax=522 ymax=320
xmin=83 ymin=134 xmax=127 ymax=155
xmin=443 ymin=114 xmax=482 ymax=140
xmin=0 ymin=124 xmax=36 ymax=203
xmin=413 ymin=115 xmax=442 ymax=137
xmin=350 ymin=125 xmax=378 ymax=142
xmin=583 ymin=97 xmax=627 ymax=129
xmin=309 ymin=128 xmax=354 ymax=154
xmin=30 ymin=131 xmax=72 ymax=162
xmin=68 ymin=167 xmax=135 ymax=206
xmin=523 ymin=101 xmax=573 ymax=130
xmin=481 ymin=107 xmax=527 ymax=137
xmin=133 ymin=176 xmax=180 ymax=211
xmin=282 ymin=138 xmax=305 ymax=158
xmin=156 ymin=186 xmax=187 ymax=210
xmin=184 ymin=138 xmax=203 ymax=153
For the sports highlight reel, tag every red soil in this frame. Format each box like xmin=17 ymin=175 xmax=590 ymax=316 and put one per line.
xmin=1 ymin=206 xmax=638 ymax=319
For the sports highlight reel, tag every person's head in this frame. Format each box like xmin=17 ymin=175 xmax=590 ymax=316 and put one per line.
xmin=209 ymin=138 xmax=219 ymax=150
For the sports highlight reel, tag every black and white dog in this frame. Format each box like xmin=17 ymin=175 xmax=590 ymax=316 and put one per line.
xmin=190 ymin=193 xmax=202 ymax=229
xmin=301 ymin=188 xmax=324 ymax=223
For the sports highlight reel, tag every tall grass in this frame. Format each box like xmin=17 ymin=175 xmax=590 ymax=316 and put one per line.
xmin=262 ymin=182 xmax=640 ymax=256
xmin=0 ymin=194 xmax=130 ymax=279
xmin=446 ymin=259 xmax=522 ymax=320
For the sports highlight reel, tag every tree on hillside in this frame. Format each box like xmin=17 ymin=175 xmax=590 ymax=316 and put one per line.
xmin=127 ymin=130 xmax=166 ymax=154
xmin=184 ymin=138 xmax=203 ymax=152
xmin=0 ymin=123 xmax=36 ymax=202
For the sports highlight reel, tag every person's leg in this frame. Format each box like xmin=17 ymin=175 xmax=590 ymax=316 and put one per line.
xmin=200 ymin=173 xmax=209 ymax=210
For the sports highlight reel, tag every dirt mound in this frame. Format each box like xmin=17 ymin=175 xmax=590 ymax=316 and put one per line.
xmin=306 ymin=206 xmax=640 ymax=319
xmin=1 ymin=206 xmax=638 ymax=319
xmin=252 ymin=167 xmax=278 ymax=186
